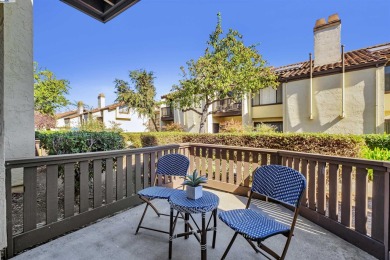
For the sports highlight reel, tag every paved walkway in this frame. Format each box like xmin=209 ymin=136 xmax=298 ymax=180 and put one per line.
xmin=14 ymin=189 xmax=375 ymax=260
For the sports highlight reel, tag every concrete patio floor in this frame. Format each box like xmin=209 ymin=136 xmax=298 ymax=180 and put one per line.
xmin=13 ymin=189 xmax=374 ymax=260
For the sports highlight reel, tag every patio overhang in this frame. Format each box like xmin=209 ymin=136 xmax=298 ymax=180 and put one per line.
xmin=60 ymin=0 xmax=140 ymax=23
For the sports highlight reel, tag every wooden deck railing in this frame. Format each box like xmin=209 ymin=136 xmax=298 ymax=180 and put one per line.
xmin=5 ymin=144 xmax=190 ymax=258
xmin=5 ymin=143 xmax=390 ymax=259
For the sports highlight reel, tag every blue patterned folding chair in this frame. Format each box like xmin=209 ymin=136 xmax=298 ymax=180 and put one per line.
xmin=219 ymin=165 xmax=306 ymax=260
xmin=135 ymin=153 xmax=190 ymax=235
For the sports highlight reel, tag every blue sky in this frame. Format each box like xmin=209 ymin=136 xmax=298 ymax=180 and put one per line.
xmin=34 ymin=0 xmax=390 ymax=111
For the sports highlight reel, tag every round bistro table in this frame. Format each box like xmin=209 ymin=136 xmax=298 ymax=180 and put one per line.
xmin=168 ymin=190 xmax=219 ymax=260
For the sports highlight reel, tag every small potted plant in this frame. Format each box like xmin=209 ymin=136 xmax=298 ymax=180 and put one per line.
xmin=182 ymin=170 xmax=207 ymax=200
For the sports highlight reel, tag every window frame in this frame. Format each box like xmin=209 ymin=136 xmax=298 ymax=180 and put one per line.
xmin=252 ymin=84 xmax=283 ymax=107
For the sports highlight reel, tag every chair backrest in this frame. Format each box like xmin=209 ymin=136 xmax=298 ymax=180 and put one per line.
xmin=156 ymin=153 xmax=189 ymax=177
xmin=251 ymin=165 xmax=306 ymax=208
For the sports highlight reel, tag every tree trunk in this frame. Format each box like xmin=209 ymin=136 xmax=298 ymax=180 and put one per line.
xmin=198 ymin=104 xmax=210 ymax=133
xmin=151 ymin=118 xmax=159 ymax=132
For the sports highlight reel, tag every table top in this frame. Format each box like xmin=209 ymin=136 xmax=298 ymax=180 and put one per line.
xmin=169 ymin=190 xmax=219 ymax=214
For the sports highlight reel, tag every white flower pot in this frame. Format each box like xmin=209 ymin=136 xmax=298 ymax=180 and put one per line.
xmin=186 ymin=186 xmax=203 ymax=200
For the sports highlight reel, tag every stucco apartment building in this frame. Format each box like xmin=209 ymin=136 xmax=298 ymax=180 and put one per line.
xmin=160 ymin=14 xmax=390 ymax=134
xmin=56 ymin=93 xmax=148 ymax=132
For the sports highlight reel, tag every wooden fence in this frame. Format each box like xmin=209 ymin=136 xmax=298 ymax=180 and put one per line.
xmin=5 ymin=143 xmax=390 ymax=259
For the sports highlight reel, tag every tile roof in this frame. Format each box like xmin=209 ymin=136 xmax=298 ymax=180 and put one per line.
xmin=55 ymin=110 xmax=78 ymax=119
xmin=56 ymin=103 xmax=124 ymax=120
xmin=275 ymin=42 xmax=390 ymax=81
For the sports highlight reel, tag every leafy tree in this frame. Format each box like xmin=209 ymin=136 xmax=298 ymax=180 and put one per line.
xmin=34 ymin=63 xmax=71 ymax=115
xmin=167 ymin=13 xmax=279 ymax=133
xmin=114 ymin=69 xmax=160 ymax=131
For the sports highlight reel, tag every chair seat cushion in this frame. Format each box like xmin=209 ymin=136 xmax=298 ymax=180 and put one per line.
xmin=138 ymin=186 xmax=180 ymax=199
xmin=218 ymin=209 xmax=290 ymax=241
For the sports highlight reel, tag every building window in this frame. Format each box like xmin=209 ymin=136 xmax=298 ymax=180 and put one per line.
xmin=385 ymin=66 xmax=390 ymax=92
xmin=254 ymin=121 xmax=283 ymax=132
xmin=118 ymin=106 xmax=130 ymax=114
xmin=252 ymin=84 xmax=283 ymax=106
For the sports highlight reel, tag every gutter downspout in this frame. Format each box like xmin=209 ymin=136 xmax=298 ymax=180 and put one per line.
xmin=340 ymin=45 xmax=346 ymax=118
xmin=309 ymin=53 xmax=313 ymax=120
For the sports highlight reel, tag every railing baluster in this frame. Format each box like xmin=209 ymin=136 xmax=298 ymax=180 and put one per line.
xmin=24 ymin=167 xmax=37 ymax=231
xmin=150 ymin=152 xmax=156 ymax=187
xmin=228 ymin=150 xmax=235 ymax=184
xmin=293 ymin=157 xmax=300 ymax=171
xmin=355 ymin=167 xmax=368 ymax=234
xmin=236 ymin=151 xmax=243 ymax=185
xmin=300 ymin=159 xmax=308 ymax=206
xmin=143 ymin=153 xmax=150 ymax=188
xmin=328 ymin=163 xmax=339 ymax=221
xmin=341 ymin=165 xmax=352 ymax=227
xmin=93 ymin=160 xmax=102 ymax=208
xmin=135 ymin=154 xmax=142 ymax=192
xmin=195 ymin=147 xmax=201 ymax=172
xmin=106 ymin=158 xmax=114 ymax=204
xmin=64 ymin=163 xmax=74 ymax=218
xmin=221 ymin=149 xmax=227 ymax=183
xmin=317 ymin=162 xmax=326 ymax=215
xmin=308 ymin=160 xmax=316 ymax=210
xmin=157 ymin=151 xmax=163 ymax=186
xmin=215 ymin=149 xmax=221 ymax=182
xmin=79 ymin=161 xmax=89 ymax=213
xmin=201 ymin=147 xmax=207 ymax=176
xmin=372 ymin=169 xmax=386 ymax=242
xmin=207 ymin=148 xmax=213 ymax=180
xmin=46 ymin=165 xmax=58 ymax=224
xmin=116 ymin=156 xmax=124 ymax=200
xmin=243 ymin=151 xmax=250 ymax=187
xmin=126 ymin=155 xmax=134 ymax=196
xmin=260 ymin=153 xmax=267 ymax=166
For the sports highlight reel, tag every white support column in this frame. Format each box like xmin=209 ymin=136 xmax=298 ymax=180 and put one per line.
xmin=0 ymin=4 xmax=6 ymax=252
xmin=207 ymin=103 xmax=213 ymax=133
xmin=376 ymin=66 xmax=385 ymax=134
xmin=241 ymin=94 xmax=252 ymax=129
xmin=0 ymin=0 xmax=34 ymax=251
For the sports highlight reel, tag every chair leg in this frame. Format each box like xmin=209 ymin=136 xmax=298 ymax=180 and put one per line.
xmin=280 ymin=232 xmax=294 ymax=260
xmin=135 ymin=203 xmax=149 ymax=235
xmin=221 ymin=232 xmax=238 ymax=260
xmin=140 ymin=197 xmax=161 ymax=217
xmin=212 ymin=209 xmax=217 ymax=249
xmin=246 ymin=239 xmax=260 ymax=254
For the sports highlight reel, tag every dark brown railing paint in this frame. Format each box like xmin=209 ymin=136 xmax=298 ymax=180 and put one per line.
xmin=5 ymin=143 xmax=390 ymax=259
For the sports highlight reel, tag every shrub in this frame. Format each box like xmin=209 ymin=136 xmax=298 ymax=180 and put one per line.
xmin=122 ymin=132 xmax=364 ymax=157
xmin=36 ymin=131 xmax=125 ymax=194
xmin=220 ymin=119 xmax=244 ymax=133
xmin=36 ymin=130 xmax=125 ymax=155
xmin=364 ymin=134 xmax=390 ymax=150
xmin=121 ymin=132 xmax=143 ymax=148
xmin=254 ymin=123 xmax=277 ymax=133
xmin=162 ymin=122 xmax=184 ymax=132
xmin=35 ymin=111 xmax=56 ymax=130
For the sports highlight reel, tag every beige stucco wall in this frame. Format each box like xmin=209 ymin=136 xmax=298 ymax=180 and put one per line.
xmin=0 ymin=0 xmax=34 ymax=250
xmin=252 ymin=104 xmax=283 ymax=119
xmin=385 ymin=93 xmax=390 ymax=116
xmin=284 ymin=67 xmax=384 ymax=134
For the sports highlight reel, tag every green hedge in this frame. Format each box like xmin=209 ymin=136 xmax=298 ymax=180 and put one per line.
xmin=36 ymin=131 xmax=125 ymax=155
xmin=122 ymin=132 xmax=364 ymax=158
xmin=363 ymin=134 xmax=390 ymax=151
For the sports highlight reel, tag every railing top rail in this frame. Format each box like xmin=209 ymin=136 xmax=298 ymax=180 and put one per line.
xmin=189 ymin=143 xmax=390 ymax=171
xmin=6 ymin=143 xmax=191 ymax=168
xmin=6 ymin=142 xmax=390 ymax=172
xmin=189 ymin=143 xmax=279 ymax=154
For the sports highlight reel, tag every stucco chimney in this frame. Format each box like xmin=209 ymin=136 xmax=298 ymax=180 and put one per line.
xmin=314 ymin=13 xmax=341 ymax=67
xmin=98 ymin=93 xmax=105 ymax=108
xmin=77 ymin=101 xmax=84 ymax=115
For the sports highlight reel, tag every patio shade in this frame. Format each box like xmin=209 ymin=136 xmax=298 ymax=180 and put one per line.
xmin=60 ymin=0 xmax=140 ymax=23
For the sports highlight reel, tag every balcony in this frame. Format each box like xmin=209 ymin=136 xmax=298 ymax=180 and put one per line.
xmin=5 ymin=144 xmax=389 ymax=259
xmin=213 ymin=98 xmax=242 ymax=117
xmin=161 ymin=107 xmax=174 ymax=121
